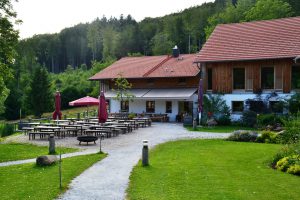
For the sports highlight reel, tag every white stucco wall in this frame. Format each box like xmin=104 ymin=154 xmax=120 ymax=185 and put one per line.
xmin=108 ymin=94 xmax=197 ymax=122
xmin=221 ymin=92 xmax=293 ymax=121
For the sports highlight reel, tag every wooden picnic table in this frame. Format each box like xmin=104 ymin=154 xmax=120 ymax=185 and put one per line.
xmin=26 ymin=122 xmax=41 ymax=127
xmin=33 ymin=126 xmax=65 ymax=138
xmin=83 ymin=129 xmax=111 ymax=138
xmin=133 ymin=118 xmax=151 ymax=126
xmin=88 ymin=125 xmax=122 ymax=136
xmin=57 ymin=124 xmax=88 ymax=135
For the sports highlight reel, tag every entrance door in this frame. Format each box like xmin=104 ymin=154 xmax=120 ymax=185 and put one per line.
xmin=177 ymin=101 xmax=193 ymax=122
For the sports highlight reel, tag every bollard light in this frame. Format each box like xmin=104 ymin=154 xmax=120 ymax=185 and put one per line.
xmin=142 ymin=140 xmax=149 ymax=166
xmin=49 ymin=134 xmax=55 ymax=154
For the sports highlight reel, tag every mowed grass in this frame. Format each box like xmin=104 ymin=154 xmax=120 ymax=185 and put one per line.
xmin=127 ymin=140 xmax=300 ymax=200
xmin=186 ymin=125 xmax=256 ymax=133
xmin=0 ymin=143 xmax=78 ymax=162
xmin=0 ymin=153 xmax=106 ymax=200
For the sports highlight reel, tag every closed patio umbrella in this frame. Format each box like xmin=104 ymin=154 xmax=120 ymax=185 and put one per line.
xmin=198 ymin=79 xmax=203 ymax=125
xmin=53 ymin=91 xmax=62 ymax=120
xmin=98 ymin=91 xmax=108 ymax=123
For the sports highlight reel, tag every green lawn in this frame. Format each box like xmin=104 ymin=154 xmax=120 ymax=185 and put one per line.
xmin=127 ymin=140 xmax=300 ymax=200
xmin=0 ymin=153 xmax=106 ymax=200
xmin=0 ymin=143 xmax=78 ymax=162
xmin=186 ymin=125 xmax=256 ymax=133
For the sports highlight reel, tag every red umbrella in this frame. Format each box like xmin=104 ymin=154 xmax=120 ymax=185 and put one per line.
xmin=98 ymin=91 xmax=108 ymax=123
xmin=69 ymin=96 xmax=99 ymax=106
xmin=69 ymin=96 xmax=99 ymax=117
xmin=53 ymin=91 xmax=62 ymax=120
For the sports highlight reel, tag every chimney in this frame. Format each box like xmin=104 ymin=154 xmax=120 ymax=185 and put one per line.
xmin=172 ymin=45 xmax=179 ymax=58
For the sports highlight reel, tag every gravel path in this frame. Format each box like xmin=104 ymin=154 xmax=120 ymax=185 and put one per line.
xmin=55 ymin=123 xmax=229 ymax=200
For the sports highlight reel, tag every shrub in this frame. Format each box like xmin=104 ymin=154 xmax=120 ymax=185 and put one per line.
xmin=227 ymin=130 xmax=258 ymax=142
xmin=257 ymin=114 xmax=283 ymax=127
xmin=287 ymin=164 xmax=300 ymax=175
xmin=276 ymin=157 xmax=290 ymax=171
xmin=128 ymin=113 xmax=136 ymax=119
xmin=287 ymin=93 xmax=300 ymax=114
xmin=276 ymin=155 xmax=300 ymax=174
xmin=276 ymin=119 xmax=300 ymax=144
xmin=0 ymin=123 xmax=15 ymax=137
xmin=202 ymin=94 xmax=231 ymax=125
xmin=271 ymin=142 xmax=300 ymax=167
xmin=241 ymin=110 xmax=257 ymax=127
xmin=256 ymin=131 xmax=278 ymax=143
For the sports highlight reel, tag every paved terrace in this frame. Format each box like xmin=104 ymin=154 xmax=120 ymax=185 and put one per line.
xmin=2 ymin=123 xmax=230 ymax=200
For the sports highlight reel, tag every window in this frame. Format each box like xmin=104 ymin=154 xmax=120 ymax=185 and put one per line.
xmin=166 ymin=101 xmax=172 ymax=113
xmin=270 ymin=101 xmax=283 ymax=113
xmin=292 ymin=66 xmax=300 ymax=89
xmin=232 ymin=101 xmax=244 ymax=112
xmin=233 ymin=68 xmax=245 ymax=90
xmin=261 ymin=67 xmax=274 ymax=89
xmin=178 ymin=78 xmax=186 ymax=85
xmin=207 ymin=68 xmax=212 ymax=90
xmin=146 ymin=101 xmax=155 ymax=113
xmin=120 ymin=101 xmax=129 ymax=112
xmin=249 ymin=100 xmax=264 ymax=113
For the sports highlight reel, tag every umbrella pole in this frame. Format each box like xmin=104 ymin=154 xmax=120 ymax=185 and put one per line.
xmin=198 ymin=112 xmax=201 ymax=126
xmin=87 ymin=105 xmax=89 ymax=120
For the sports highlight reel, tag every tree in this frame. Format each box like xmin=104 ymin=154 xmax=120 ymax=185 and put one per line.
xmin=87 ymin=20 xmax=102 ymax=61
xmin=102 ymin=27 xmax=118 ymax=61
xmin=0 ymin=0 xmax=19 ymax=114
xmin=27 ymin=67 xmax=53 ymax=117
xmin=205 ymin=0 xmax=256 ymax=39
xmin=245 ymin=0 xmax=294 ymax=21
xmin=151 ymin=32 xmax=175 ymax=55
xmin=113 ymin=75 xmax=135 ymax=112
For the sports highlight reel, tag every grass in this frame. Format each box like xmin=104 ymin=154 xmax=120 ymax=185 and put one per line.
xmin=0 ymin=153 xmax=106 ymax=200
xmin=127 ymin=140 xmax=300 ymax=200
xmin=41 ymin=106 xmax=98 ymax=119
xmin=186 ymin=125 xmax=256 ymax=133
xmin=0 ymin=143 xmax=78 ymax=162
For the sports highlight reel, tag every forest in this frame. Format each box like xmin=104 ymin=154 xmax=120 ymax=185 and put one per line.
xmin=1 ymin=0 xmax=300 ymax=120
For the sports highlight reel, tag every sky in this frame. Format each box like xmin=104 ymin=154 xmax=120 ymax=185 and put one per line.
xmin=13 ymin=0 xmax=213 ymax=39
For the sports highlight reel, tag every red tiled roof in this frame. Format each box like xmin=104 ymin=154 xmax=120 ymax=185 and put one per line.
xmin=196 ymin=17 xmax=300 ymax=63
xmin=89 ymin=54 xmax=199 ymax=80
xmin=150 ymin=54 xmax=199 ymax=77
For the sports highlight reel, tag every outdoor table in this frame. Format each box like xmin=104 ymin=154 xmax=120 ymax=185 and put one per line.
xmin=34 ymin=126 xmax=64 ymax=138
xmin=57 ymin=124 xmax=87 ymax=135
xmin=26 ymin=122 xmax=40 ymax=127
xmin=133 ymin=118 xmax=151 ymax=126
xmin=51 ymin=120 xmax=71 ymax=124
xmin=83 ymin=129 xmax=111 ymax=138
xmin=40 ymin=123 xmax=55 ymax=126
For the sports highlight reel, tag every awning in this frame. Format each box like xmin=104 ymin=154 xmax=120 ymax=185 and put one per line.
xmin=105 ymin=88 xmax=197 ymax=100
xmin=142 ymin=88 xmax=197 ymax=100
xmin=105 ymin=89 xmax=150 ymax=98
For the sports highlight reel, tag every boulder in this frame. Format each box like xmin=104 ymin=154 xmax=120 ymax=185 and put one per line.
xmin=36 ymin=155 xmax=58 ymax=166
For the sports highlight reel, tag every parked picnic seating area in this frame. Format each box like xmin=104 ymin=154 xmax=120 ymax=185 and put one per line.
xmin=20 ymin=116 xmax=151 ymax=143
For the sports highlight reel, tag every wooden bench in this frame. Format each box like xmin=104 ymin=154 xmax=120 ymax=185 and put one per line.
xmin=22 ymin=127 xmax=34 ymax=135
xmin=28 ymin=132 xmax=52 ymax=140
xmin=77 ymin=136 xmax=98 ymax=145
xmin=84 ymin=129 xmax=111 ymax=138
